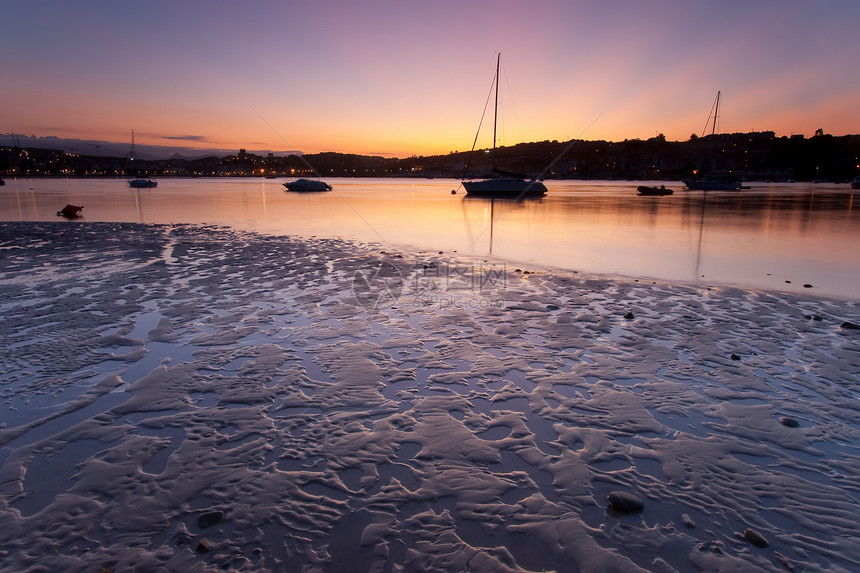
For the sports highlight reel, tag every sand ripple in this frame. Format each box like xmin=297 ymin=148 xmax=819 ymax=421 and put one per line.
xmin=1 ymin=222 xmax=859 ymax=572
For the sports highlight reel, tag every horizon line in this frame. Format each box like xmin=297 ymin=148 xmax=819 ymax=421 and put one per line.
xmin=2 ymin=129 xmax=857 ymax=162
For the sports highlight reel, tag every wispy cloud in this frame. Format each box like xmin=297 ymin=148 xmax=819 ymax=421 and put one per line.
xmin=160 ymin=134 xmax=209 ymax=142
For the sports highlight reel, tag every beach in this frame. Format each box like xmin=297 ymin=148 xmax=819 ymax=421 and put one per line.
xmin=1 ymin=221 xmax=859 ymax=572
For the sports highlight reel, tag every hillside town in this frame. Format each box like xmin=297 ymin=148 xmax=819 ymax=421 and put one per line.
xmin=2 ymin=131 xmax=859 ymax=182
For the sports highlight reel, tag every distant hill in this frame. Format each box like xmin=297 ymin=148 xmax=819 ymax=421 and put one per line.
xmin=3 ymin=131 xmax=860 ymax=182
xmin=0 ymin=133 xmax=299 ymax=161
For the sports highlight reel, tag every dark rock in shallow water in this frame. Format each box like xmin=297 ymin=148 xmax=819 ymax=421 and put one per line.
xmin=730 ymin=353 xmax=741 ymax=361
xmin=743 ymin=528 xmax=769 ymax=548
xmin=840 ymin=321 xmax=860 ymax=330
xmin=624 ymin=312 xmax=635 ymax=320
xmin=196 ymin=538 xmax=212 ymax=554
xmin=803 ymin=284 xmax=814 ymax=288
xmin=607 ymin=491 xmax=644 ymax=513
xmin=779 ymin=416 xmax=800 ymax=428
xmin=197 ymin=510 xmax=225 ymax=529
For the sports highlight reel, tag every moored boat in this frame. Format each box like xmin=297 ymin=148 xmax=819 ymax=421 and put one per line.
xmin=461 ymin=54 xmax=547 ymax=198
xmin=129 ymin=178 xmax=157 ymax=188
xmin=852 ymin=176 xmax=860 ymax=190
xmin=637 ymin=185 xmax=673 ymax=196
xmin=682 ymin=174 xmax=742 ymax=191
xmin=283 ymin=179 xmax=332 ymax=192
xmin=464 ymin=170 xmax=547 ymax=197
xmin=683 ymin=91 xmax=742 ymax=191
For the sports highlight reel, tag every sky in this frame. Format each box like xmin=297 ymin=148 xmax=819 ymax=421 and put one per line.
xmin=2 ymin=0 xmax=860 ymax=158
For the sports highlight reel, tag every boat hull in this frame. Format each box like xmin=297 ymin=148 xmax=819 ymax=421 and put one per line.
xmin=283 ymin=179 xmax=332 ymax=192
xmin=683 ymin=179 xmax=742 ymax=191
xmin=637 ymin=185 xmax=673 ymax=196
xmin=463 ymin=178 xmax=547 ymax=197
xmin=129 ymin=179 xmax=157 ymax=188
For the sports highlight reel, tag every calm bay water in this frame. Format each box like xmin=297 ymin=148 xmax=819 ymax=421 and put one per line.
xmin=2 ymin=176 xmax=858 ymax=299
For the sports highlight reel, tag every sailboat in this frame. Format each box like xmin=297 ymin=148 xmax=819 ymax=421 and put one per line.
xmin=127 ymin=129 xmax=157 ymax=188
xmin=462 ymin=54 xmax=547 ymax=197
xmin=683 ymin=91 xmax=742 ymax=191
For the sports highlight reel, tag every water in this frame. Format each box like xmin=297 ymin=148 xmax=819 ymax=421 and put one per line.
xmin=2 ymin=176 xmax=858 ymax=299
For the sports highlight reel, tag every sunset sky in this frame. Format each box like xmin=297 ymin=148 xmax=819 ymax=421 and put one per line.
xmin=2 ymin=0 xmax=859 ymax=158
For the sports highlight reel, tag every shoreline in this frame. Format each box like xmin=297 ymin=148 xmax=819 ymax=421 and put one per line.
xmin=1 ymin=221 xmax=859 ymax=572
xmin=4 ymin=177 xmax=857 ymax=302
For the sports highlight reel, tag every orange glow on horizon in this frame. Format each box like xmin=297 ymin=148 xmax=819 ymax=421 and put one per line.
xmin=3 ymin=3 xmax=859 ymax=158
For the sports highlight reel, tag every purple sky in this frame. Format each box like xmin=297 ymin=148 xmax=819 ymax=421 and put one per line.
xmin=2 ymin=0 xmax=859 ymax=157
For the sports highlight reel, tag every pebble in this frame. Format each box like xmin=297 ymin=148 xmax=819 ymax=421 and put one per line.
xmin=730 ymin=353 xmax=741 ymax=361
xmin=681 ymin=514 xmax=696 ymax=528
xmin=743 ymin=528 xmax=769 ymax=548
xmin=197 ymin=510 xmax=225 ymax=529
xmin=779 ymin=416 xmax=800 ymax=428
xmin=607 ymin=491 xmax=644 ymax=513
xmin=775 ymin=552 xmax=796 ymax=572
xmin=840 ymin=321 xmax=860 ymax=330
xmin=624 ymin=312 xmax=635 ymax=320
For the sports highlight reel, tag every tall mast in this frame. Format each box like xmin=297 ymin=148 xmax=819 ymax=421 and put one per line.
xmin=711 ymin=91 xmax=721 ymax=136
xmin=492 ymin=53 xmax=500 ymax=151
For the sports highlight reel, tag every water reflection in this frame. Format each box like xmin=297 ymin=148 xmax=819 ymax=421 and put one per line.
xmin=461 ymin=194 xmax=545 ymax=255
xmin=1 ymin=177 xmax=857 ymax=299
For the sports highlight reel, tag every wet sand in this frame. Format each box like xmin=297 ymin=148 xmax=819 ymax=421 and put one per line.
xmin=1 ymin=221 xmax=859 ymax=572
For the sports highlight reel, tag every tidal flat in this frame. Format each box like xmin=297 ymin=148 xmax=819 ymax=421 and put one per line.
xmin=1 ymin=221 xmax=859 ymax=572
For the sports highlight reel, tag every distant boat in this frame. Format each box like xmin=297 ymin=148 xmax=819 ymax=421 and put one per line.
xmin=283 ymin=178 xmax=332 ymax=192
xmin=129 ymin=178 xmax=157 ymax=188
xmin=637 ymin=185 xmax=673 ymax=196
xmin=683 ymin=91 xmax=742 ymax=191
xmin=852 ymin=176 xmax=860 ymax=190
xmin=462 ymin=54 xmax=547 ymax=198
xmin=683 ymin=172 xmax=742 ymax=191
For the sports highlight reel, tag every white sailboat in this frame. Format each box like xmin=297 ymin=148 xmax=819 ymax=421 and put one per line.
xmin=462 ymin=54 xmax=547 ymax=197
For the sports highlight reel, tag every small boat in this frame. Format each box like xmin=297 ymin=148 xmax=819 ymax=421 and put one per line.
xmin=283 ymin=179 xmax=332 ymax=192
xmin=852 ymin=176 xmax=860 ymax=190
xmin=129 ymin=178 xmax=157 ymax=188
xmin=462 ymin=54 xmax=547 ymax=198
xmin=56 ymin=204 xmax=83 ymax=218
xmin=637 ymin=185 xmax=673 ymax=196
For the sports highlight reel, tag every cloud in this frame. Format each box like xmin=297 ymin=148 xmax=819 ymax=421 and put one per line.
xmin=160 ymin=134 xmax=209 ymax=142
